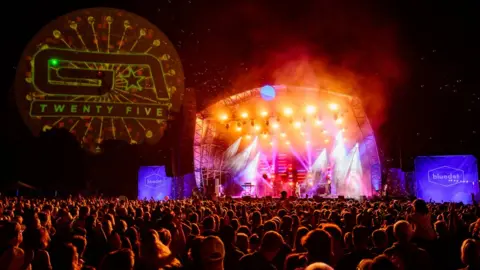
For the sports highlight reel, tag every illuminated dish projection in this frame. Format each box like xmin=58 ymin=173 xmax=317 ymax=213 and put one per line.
xmin=14 ymin=8 xmax=184 ymax=152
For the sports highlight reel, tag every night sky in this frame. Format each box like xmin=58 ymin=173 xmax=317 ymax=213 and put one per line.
xmin=3 ymin=0 xmax=479 ymax=184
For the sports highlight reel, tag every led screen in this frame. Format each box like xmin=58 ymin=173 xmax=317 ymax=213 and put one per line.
xmin=138 ymin=166 xmax=172 ymax=200
xmin=415 ymin=155 xmax=479 ymax=203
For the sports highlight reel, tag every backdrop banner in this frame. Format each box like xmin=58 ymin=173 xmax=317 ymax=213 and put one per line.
xmin=415 ymin=155 xmax=479 ymax=203
xmin=138 ymin=166 xmax=172 ymax=200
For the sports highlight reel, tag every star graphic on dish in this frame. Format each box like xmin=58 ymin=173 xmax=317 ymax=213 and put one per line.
xmin=118 ymin=66 xmax=146 ymax=92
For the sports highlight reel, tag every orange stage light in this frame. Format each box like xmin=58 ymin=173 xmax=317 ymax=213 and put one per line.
xmin=236 ymin=127 xmax=242 ymax=132
xmin=280 ymin=132 xmax=286 ymax=138
xmin=293 ymin=121 xmax=301 ymax=128
xmin=329 ymin=103 xmax=339 ymax=111
xmin=254 ymin=125 xmax=261 ymax=131
xmin=220 ymin=114 xmax=228 ymax=121
xmin=335 ymin=118 xmax=343 ymax=125
xmin=260 ymin=111 xmax=268 ymax=117
xmin=272 ymin=123 xmax=280 ymax=129
xmin=241 ymin=112 xmax=248 ymax=119
xmin=305 ymin=105 xmax=316 ymax=114
xmin=315 ymin=120 xmax=322 ymax=126
xmin=245 ymin=135 xmax=252 ymax=140
xmin=284 ymin=107 xmax=293 ymax=116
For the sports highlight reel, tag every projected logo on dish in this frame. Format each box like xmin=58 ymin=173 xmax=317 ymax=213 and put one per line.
xmin=145 ymin=173 xmax=167 ymax=188
xmin=428 ymin=166 xmax=465 ymax=187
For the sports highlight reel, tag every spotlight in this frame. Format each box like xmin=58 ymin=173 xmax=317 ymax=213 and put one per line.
xmin=324 ymin=139 xmax=330 ymax=143
xmin=254 ymin=125 xmax=261 ymax=131
xmin=236 ymin=126 xmax=242 ymax=132
xmin=269 ymin=141 xmax=274 ymax=146
xmin=335 ymin=118 xmax=343 ymax=125
xmin=322 ymin=130 xmax=327 ymax=134
xmin=272 ymin=123 xmax=280 ymax=129
xmin=241 ymin=112 xmax=248 ymax=119
xmin=341 ymin=128 xmax=346 ymax=132
xmin=262 ymin=134 xmax=268 ymax=139
xmin=300 ymin=132 xmax=305 ymax=136
xmin=280 ymin=132 xmax=286 ymax=138
xmin=329 ymin=103 xmax=339 ymax=111
xmin=315 ymin=120 xmax=322 ymax=126
xmin=306 ymin=105 xmax=316 ymax=114
xmin=284 ymin=107 xmax=293 ymax=116
xmin=306 ymin=141 xmax=310 ymax=144
xmin=294 ymin=121 xmax=301 ymax=128
xmin=260 ymin=111 xmax=268 ymax=117
xmin=246 ymin=135 xmax=252 ymax=140
xmin=220 ymin=114 xmax=228 ymax=121
xmin=286 ymin=141 xmax=290 ymax=145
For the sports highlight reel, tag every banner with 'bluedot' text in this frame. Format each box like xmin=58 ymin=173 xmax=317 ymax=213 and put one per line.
xmin=138 ymin=166 xmax=172 ymax=200
xmin=415 ymin=155 xmax=479 ymax=203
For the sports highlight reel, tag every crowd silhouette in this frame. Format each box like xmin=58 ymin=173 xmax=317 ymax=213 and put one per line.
xmin=0 ymin=194 xmax=479 ymax=270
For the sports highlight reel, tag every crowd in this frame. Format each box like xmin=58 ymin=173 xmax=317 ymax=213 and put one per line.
xmin=0 ymin=191 xmax=479 ymax=270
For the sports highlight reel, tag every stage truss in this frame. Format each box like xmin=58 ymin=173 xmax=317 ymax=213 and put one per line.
xmin=193 ymin=85 xmax=382 ymax=195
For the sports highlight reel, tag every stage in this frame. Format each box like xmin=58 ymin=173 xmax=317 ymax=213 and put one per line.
xmin=193 ymin=85 xmax=382 ymax=199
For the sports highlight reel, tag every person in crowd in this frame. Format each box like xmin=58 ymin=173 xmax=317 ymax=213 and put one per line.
xmin=22 ymin=225 xmax=52 ymax=270
xmin=356 ymin=259 xmax=373 ymax=270
xmin=239 ymin=231 xmax=284 ymax=270
xmin=200 ymin=236 xmax=225 ymax=270
xmin=50 ymin=243 xmax=81 ymax=270
xmin=304 ymin=262 xmax=334 ymax=270
xmin=292 ymin=227 xmax=308 ymax=253
xmin=370 ymin=254 xmax=397 ymax=270
xmin=219 ymin=225 xmax=244 ymax=270
xmin=336 ymin=225 xmax=374 ymax=270
xmin=100 ymin=248 xmax=135 ymax=270
xmin=136 ymin=229 xmax=181 ymax=270
xmin=284 ymin=229 xmax=333 ymax=270
xmin=371 ymin=229 xmax=388 ymax=255
xmin=0 ymin=222 xmax=28 ymax=269
xmin=248 ymin=234 xmax=260 ymax=253
xmin=384 ymin=220 xmax=431 ymax=270
xmin=459 ymin=238 xmax=480 ymax=270
xmin=236 ymin=233 xmax=249 ymax=254
xmin=319 ymin=223 xmax=343 ymax=266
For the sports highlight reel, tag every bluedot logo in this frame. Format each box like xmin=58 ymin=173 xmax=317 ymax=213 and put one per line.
xmin=145 ymin=173 xmax=167 ymax=188
xmin=428 ymin=166 xmax=465 ymax=187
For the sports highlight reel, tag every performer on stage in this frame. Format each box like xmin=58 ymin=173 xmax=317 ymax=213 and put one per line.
xmin=295 ymin=183 xmax=301 ymax=198
xmin=326 ymin=175 xmax=332 ymax=195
